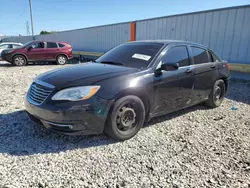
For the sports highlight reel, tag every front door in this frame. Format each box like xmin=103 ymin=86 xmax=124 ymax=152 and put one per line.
xmin=153 ymin=45 xmax=195 ymax=116
xmin=26 ymin=42 xmax=46 ymax=61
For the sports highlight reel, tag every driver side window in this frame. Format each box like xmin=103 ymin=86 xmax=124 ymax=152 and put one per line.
xmin=32 ymin=42 xmax=44 ymax=49
xmin=158 ymin=46 xmax=190 ymax=69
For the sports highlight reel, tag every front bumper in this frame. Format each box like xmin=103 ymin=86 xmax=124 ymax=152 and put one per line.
xmin=24 ymin=96 xmax=113 ymax=135
xmin=2 ymin=53 xmax=12 ymax=63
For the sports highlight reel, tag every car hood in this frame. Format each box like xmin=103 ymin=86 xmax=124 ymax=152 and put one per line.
xmin=36 ymin=62 xmax=138 ymax=89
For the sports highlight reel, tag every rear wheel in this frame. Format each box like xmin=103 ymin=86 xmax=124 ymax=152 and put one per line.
xmin=104 ymin=95 xmax=145 ymax=141
xmin=205 ymin=79 xmax=225 ymax=108
xmin=56 ymin=55 xmax=68 ymax=65
xmin=12 ymin=55 xmax=27 ymax=66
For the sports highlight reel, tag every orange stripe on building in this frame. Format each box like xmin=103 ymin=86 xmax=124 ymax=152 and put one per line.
xmin=130 ymin=22 xmax=136 ymax=41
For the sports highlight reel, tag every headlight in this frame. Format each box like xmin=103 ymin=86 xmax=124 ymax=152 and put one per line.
xmin=52 ymin=86 xmax=100 ymax=101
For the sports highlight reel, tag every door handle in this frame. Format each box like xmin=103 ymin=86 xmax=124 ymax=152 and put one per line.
xmin=210 ymin=65 xmax=216 ymax=69
xmin=185 ymin=69 xmax=192 ymax=74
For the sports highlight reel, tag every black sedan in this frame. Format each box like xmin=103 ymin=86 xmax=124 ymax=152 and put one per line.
xmin=25 ymin=40 xmax=230 ymax=141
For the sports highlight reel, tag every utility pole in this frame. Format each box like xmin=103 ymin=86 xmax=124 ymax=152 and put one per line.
xmin=29 ymin=0 xmax=34 ymax=38
xmin=26 ymin=21 xmax=31 ymax=36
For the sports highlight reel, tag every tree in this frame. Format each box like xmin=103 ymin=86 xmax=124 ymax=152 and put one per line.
xmin=39 ymin=30 xmax=57 ymax=35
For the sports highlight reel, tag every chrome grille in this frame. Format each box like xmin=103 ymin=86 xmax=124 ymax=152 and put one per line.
xmin=28 ymin=81 xmax=54 ymax=105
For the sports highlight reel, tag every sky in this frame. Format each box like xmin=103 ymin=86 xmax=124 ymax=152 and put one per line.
xmin=0 ymin=0 xmax=249 ymax=36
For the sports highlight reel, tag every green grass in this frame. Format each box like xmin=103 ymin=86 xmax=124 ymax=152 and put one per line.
xmin=230 ymin=63 xmax=250 ymax=73
xmin=73 ymin=51 xmax=104 ymax=57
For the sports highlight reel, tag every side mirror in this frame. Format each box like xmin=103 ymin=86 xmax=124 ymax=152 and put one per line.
xmin=27 ymin=45 xmax=33 ymax=51
xmin=161 ymin=62 xmax=179 ymax=71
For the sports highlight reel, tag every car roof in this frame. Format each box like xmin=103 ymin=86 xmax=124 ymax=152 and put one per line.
xmin=33 ymin=40 xmax=68 ymax=44
xmin=0 ymin=42 xmax=22 ymax=45
xmin=128 ymin=40 xmax=207 ymax=48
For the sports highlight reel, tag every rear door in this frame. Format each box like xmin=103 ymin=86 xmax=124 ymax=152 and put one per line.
xmin=45 ymin=42 xmax=59 ymax=60
xmin=189 ymin=46 xmax=219 ymax=103
xmin=153 ymin=45 xmax=195 ymax=116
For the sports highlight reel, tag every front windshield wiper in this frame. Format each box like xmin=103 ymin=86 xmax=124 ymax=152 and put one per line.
xmin=98 ymin=61 xmax=124 ymax=66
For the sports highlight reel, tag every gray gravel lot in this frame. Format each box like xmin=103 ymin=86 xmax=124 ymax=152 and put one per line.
xmin=0 ymin=61 xmax=250 ymax=187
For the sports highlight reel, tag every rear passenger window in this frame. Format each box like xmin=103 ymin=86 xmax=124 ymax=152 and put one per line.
xmin=47 ymin=42 xmax=58 ymax=48
xmin=191 ymin=47 xmax=209 ymax=64
xmin=162 ymin=46 xmax=190 ymax=67
xmin=210 ymin=51 xmax=221 ymax=62
xmin=13 ymin=44 xmax=21 ymax=48
xmin=58 ymin=43 xmax=65 ymax=48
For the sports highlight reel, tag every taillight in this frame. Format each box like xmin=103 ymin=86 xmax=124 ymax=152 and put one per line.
xmin=226 ymin=62 xmax=230 ymax=70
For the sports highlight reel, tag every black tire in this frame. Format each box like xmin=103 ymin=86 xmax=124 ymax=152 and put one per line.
xmin=205 ymin=79 xmax=226 ymax=108
xmin=104 ymin=95 xmax=145 ymax=141
xmin=12 ymin=55 xmax=27 ymax=66
xmin=56 ymin=55 xmax=68 ymax=65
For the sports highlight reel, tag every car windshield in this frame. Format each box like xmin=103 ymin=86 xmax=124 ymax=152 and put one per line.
xmin=21 ymin=41 xmax=34 ymax=47
xmin=95 ymin=43 xmax=164 ymax=69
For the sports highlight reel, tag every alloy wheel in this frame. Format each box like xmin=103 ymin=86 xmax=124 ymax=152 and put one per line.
xmin=14 ymin=57 xmax=25 ymax=66
xmin=58 ymin=56 xmax=66 ymax=64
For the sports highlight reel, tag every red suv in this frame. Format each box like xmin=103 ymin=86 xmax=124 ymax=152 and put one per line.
xmin=1 ymin=40 xmax=73 ymax=66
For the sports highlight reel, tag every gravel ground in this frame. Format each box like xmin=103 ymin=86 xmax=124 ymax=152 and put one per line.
xmin=0 ymin=61 xmax=250 ymax=187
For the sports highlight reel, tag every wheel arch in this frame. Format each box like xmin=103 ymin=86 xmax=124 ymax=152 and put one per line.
xmin=56 ymin=53 xmax=69 ymax=60
xmin=218 ymin=76 xmax=229 ymax=92
xmin=12 ymin=53 xmax=28 ymax=62
xmin=109 ymin=88 xmax=151 ymax=122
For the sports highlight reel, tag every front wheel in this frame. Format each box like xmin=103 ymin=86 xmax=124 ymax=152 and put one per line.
xmin=104 ymin=96 xmax=145 ymax=141
xmin=56 ymin=55 xmax=68 ymax=65
xmin=205 ymin=79 xmax=226 ymax=108
xmin=12 ymin=55 xmax=27 ymax=66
